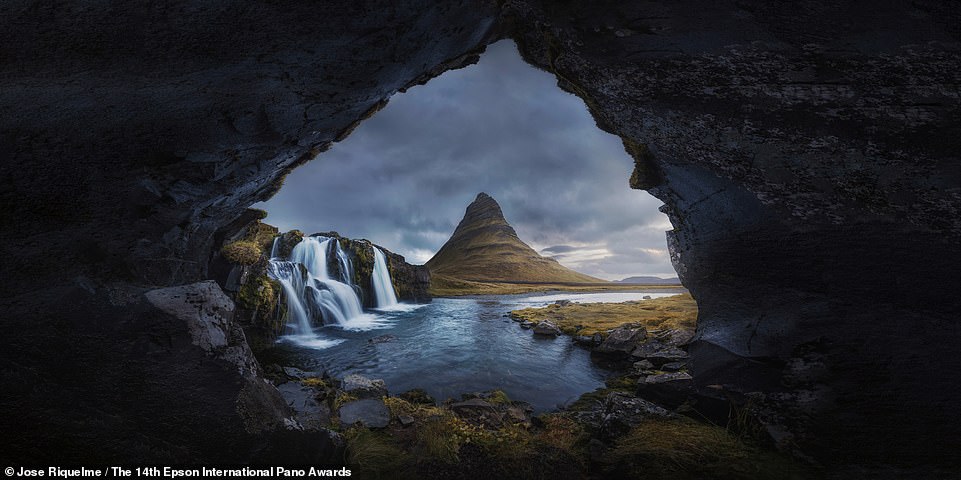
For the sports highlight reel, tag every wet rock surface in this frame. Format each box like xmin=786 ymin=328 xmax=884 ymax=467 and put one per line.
xmin=532 ymin=320 xmax=562 ymax=336
xmin=342 ymin=374 xmax=389 ymax=399
xmin=276 ymin=381 xmax=332 ymax=430
xmin=338 ymin=399 xmax=391 ymax=429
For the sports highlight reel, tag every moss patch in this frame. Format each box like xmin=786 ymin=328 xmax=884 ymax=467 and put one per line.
xmin=236 ymin=275 xmax=279 ymax=321
xmin=221 ymin=240 xmax=262 ymax=265
xmin=245 ymin=221 xmax=279 ymax=252
xmin=486 ymin=390 xmax=511 ymax=405
xmin=332 ymin=392 xmax=360 ymax=411
xmin=301 ymin=377 xmax=329 ymax=389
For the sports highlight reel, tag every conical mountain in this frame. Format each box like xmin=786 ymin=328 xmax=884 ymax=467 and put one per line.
xmin=426 ymin=193 xmax=604 ymax=284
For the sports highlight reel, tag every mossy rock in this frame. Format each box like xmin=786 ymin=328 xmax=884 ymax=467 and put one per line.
xmin=221 ymin=240 xmax=263 ymax=265
xmin=237 ymin=275 xmax=280 ymax=324
xmin=275 ymin=230 xmax=304 ymax=258
xmin=245 ymin=221 xmax=279 ymax=252
xmin=398 ymin=388 xmax=436 ymax=406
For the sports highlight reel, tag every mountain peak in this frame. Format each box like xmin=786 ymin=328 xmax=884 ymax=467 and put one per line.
xmin=426 ymin=193 xmax=604 ymax=285
xmin=456 ymin=192 xmax=510 ymax=234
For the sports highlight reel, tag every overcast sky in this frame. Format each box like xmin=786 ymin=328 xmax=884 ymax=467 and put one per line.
xmin=255 ymin=40 xmax=677 ymax=280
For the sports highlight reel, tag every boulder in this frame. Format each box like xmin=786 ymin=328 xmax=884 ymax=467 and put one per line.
xmin=600 ymin=392 xmax=675 ymax=439
xmin=661 ymin=362 xmax=686 ymax=372
xmin=338 ymin=398 xmax=390 ymax=429
xmin=398 ymin=388 xmax=436 ymax=405
xmin=654 ymin=329 xmax=695 ymax=346
xmin=520 ymin=321 xmax=535 ymax=329
xmin=594 ymin=325 xmax=646 ymax=355
xmin=506 ymin=405 xmax=531 ymax=424
xmin=450 ymin=398 xmax=503 ymax=428
xmin=533 ymin=321 xmax=562 ymax=336
xmin=398 ymin=414 xmax=415 ymax=427
xmin=631 ymin=340 xmax=689 ymax=366
xmin=341 ymin=374 xmax=387 ymax=399
xmin=573 ymin=335 xmax=596 ymax=346
xmin=367 ymin=334 xmax=396 ymax=344
xmin=276 ymin=381 xmax=332 ymax=430
xmin=636 ymin=372 xmax=695 ymax=409
xmin=632 ymin=359 xmax=655 ymax=373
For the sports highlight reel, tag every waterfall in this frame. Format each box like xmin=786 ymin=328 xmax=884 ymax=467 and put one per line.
xmin=267 ymin=235 xmax=370 ymax=338
xmin=269 ymin=236 xmax=280 ymax=259
xmin=267 ymin=260 xmax=312 ymax=335
xmin=372 ymin=247 xmax=398 ymax=308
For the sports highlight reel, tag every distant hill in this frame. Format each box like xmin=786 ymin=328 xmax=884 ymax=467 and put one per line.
xmin=426 ymin=193 xmax=605 ymax=286
xmin=617 ymin=276 xmax=681 ymax=285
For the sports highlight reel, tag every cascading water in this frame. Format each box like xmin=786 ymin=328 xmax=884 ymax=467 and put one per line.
xmin=372 ymin=247 xmax=399 ymax=308
xmin=268 ymin=235 xmax=384 ymax=346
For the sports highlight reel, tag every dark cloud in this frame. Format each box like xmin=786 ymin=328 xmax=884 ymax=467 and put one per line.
xmin=541 ymin=245 xmax=578 ymax=254
xmin=255 ymin=40 xmax=677 ymax=279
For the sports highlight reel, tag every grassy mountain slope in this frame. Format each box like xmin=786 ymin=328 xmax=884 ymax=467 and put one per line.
xmin=426 ymin=193 xmax=605 ymax=287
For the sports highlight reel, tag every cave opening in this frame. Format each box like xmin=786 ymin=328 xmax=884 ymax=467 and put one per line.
xmin=227 ymin=39 xmax=694 ymax=413
xmin=254 ymin=40 xmax=680 ymax=284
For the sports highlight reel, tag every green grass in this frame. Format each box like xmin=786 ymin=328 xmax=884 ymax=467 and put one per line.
xmin=344 ymin=427 xmax=410 ymax=478
xmin=430 ymin=274 xmax=683 ymax=296
xmin=601 ymin=418 xmax=809 ymax=480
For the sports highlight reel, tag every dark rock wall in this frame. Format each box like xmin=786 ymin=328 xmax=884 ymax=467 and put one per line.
xmin=0 ymin=0 xmax=498 ymax=464
xmin=2 ymin=0 xmax=960 ymax=470
xmin=1 ymin=0 xmax=499 ymax=293
xmin=505 ymin=0 xmax=961 ymax=468
xmin=384 ymin=251 xmax=432 ymax=304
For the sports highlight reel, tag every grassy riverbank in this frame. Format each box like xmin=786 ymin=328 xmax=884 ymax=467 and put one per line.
xmin=430 ymin=274 xmax=686 ymax=297
xmin=509 ymin=293 xmax=698 ymax=337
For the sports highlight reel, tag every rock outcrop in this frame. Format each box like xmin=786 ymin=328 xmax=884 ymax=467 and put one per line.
xmin=0 ymin=0 xmax=494 ymax=463
xmin=331 ymin=235 xmax=432 ymax=306
xmin=426 ymin=193 xmax=604 ymax=285
xmin=506 ymin=0 xmax=961 ymax=469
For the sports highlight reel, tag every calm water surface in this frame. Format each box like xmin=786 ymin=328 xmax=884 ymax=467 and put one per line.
xmin=267 ymin=290 xmax=682 ymax=412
